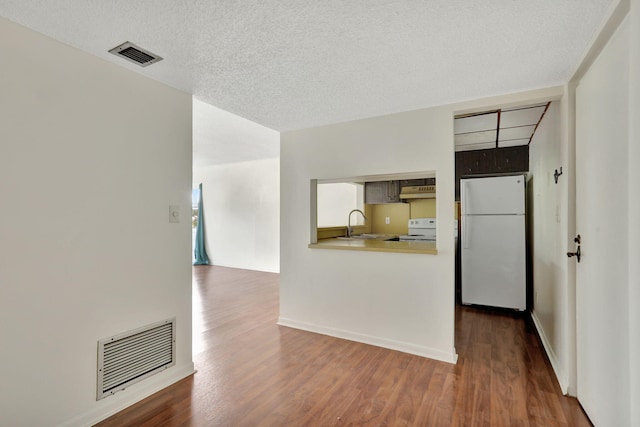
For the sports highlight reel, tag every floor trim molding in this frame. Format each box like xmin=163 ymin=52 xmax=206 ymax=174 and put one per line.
xmin=531 ymin=311 xmax=568 ymax=394
xmin=278 ymin=317 xmax=458 ymax=364
xmin=58 ymin=363 xmax=196 ymax=427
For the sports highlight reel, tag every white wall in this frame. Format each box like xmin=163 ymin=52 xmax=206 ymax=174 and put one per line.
xmin=0 ymin=18 xmax=194 ymax=426
xmin=194 ymin=157 xmax=280 ymax=273
xmin=561 ymin=82 xmax=578 ymax=395
xmin=280 ymin=107 xmax=457 ymax=362
xmin=528 ymin=101 xmax=574 ymax=393
xmin=629 ymin=1 xmax=640 ymax=425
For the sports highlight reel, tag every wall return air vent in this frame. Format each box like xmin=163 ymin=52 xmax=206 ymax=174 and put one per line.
xmin=97 ymin=318 xmax=175 ymax=400
xmin=108 ymin=41 xmax=163 ymax=67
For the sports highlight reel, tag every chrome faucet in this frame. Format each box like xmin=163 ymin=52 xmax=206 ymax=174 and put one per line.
xmin=347 ymin=209 xmax=367 ymax=238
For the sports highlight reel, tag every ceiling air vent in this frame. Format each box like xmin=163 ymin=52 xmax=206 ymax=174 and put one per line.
xmin=108 ymin=41 xmax=163 ymax=67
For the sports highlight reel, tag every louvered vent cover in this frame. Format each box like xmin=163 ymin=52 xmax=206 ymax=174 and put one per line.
xmin=108 ymin=41 xmax=163 ymax=67
xmin=97 ymin=318 xmax=175 ymax=400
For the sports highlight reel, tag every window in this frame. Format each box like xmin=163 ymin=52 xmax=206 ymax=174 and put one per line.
xmin=191 ymin=188 xmax=200 ymax=229
xmin=316 ymin=183 xmax=364 ymax=227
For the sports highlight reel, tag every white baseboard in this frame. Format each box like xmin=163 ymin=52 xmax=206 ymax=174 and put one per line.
xmin=277 ymin=317 xmax=458 ymax=364
xmin=531 ymin=311 xmax=568 ymax=394
xmin=58 ymin=363 xmax=196 ymax=427
xmin=213 ymin=262 xmax=280 ymax=274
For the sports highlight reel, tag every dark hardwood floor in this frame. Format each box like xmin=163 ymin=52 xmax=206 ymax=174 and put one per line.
xmin=95 ymin=265 xmax=591 ymax=426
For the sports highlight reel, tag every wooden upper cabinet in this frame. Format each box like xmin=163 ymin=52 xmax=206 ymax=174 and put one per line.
xmin=365 ymin=181 xmax=401 ymax=204
xmin=365 ymin=178 xmax=437 ymax=204
xmin=455 ymin=146 xmax=529 ymax=200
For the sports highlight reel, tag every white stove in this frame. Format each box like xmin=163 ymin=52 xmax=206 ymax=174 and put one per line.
xmin=399 ymin=218 xmax=436 ymax=242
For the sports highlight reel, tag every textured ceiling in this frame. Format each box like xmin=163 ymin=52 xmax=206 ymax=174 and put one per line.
xmin=0 ymin=0 xmax=614 ymax=133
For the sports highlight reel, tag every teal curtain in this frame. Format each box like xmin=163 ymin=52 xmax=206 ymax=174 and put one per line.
xmin=193 ymin=183 xmax=209 ymax=265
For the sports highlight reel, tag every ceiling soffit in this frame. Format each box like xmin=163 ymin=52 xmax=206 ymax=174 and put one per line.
xmin=454 ymin=103 xmax=550 ymax=152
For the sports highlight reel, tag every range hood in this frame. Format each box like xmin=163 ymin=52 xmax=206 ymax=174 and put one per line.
xmin=400 ymin=185 xmax=436 ymax=199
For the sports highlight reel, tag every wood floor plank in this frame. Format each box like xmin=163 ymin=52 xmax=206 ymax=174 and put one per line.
xmin=94 ymin=266 xmax=592 ymax=427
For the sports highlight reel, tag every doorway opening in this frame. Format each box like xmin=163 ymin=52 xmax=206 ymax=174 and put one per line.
xmin=453 ymin=102 xmax=548 ymax=307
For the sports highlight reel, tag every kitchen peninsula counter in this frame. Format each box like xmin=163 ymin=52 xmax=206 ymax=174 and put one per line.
xmin=309 ymin=238 xmax=437 ymax=254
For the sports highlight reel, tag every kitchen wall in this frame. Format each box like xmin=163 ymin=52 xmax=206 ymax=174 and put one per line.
xmin=194 ymin=157 xmax=280 ymax=273
xmin=281 ymin=106 xmax=457 ymax=362
xmin=528 ymin=101 xmax=573 ymax=392
xmin=279 ymin=86 xmax=561 ymax=363
xmin=367 ymin=199 xmax=437 ymax=235
xmin=629 ymin=1 xmax=640 ymax=425
xmin=409 ymin=199 xmax=438 ymax=218
xmin=0 ymin=17 xmax=194 ymax=426
xmin=368 ymin=203 xmax=410 ymax=234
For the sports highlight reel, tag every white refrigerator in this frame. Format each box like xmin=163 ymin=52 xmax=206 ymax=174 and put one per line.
xmin=461 ymin=175 xmax=526 ymax=310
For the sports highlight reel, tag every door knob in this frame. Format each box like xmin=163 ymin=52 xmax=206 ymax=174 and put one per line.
xmin=567 ymin=234 xmax=582 ymax=262
xmin=567 ymin=235 xmax=581 ymax=262
xmin=567 ymin=246 xmax=581 ymax=262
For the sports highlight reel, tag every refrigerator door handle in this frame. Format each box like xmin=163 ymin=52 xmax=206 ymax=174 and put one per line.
xmin=461 ymin=181 xmax=469 ymax=216
xmin=462 ymin=216 xmax=470 ymax=249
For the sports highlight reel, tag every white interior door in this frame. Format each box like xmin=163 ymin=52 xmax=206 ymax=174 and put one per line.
xmin=575 ymin=17 xmax=629 ymax=426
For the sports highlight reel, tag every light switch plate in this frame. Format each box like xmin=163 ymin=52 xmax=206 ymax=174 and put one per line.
xmin=169 ymin=205 xmax=180 ymax=223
